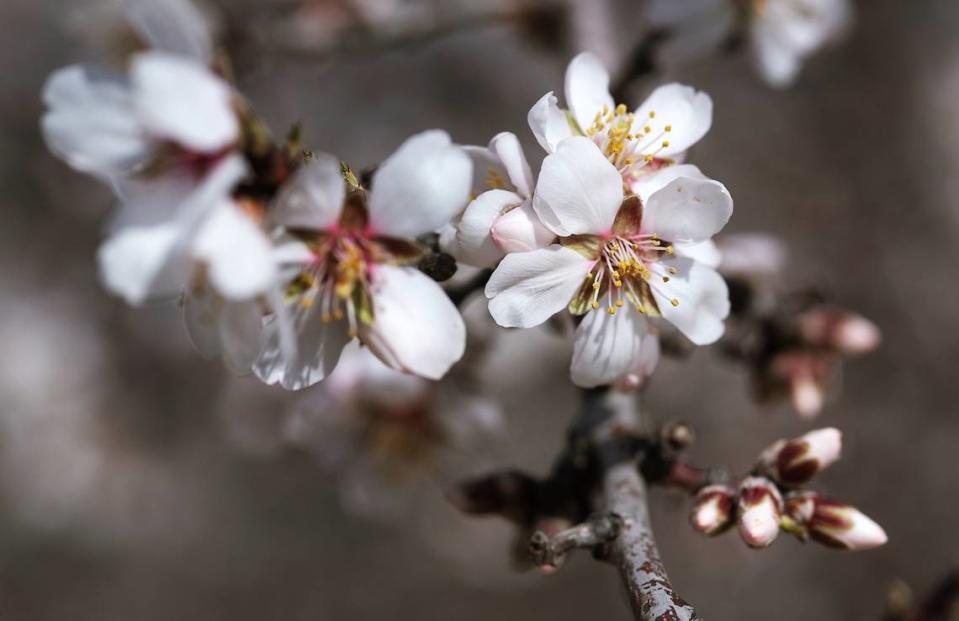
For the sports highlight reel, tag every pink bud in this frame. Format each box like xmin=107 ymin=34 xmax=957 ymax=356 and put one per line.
xmin=791 ymin=370 xmax=825 ymax=419
xmin=798 ymin=309 xmax=881 ymax=354
xmin=759 ymin=428 xmax=842 ymax=487
xmin=786 ymin=492 xmax=887 ymax=551
xmin=490 ymin=202 xmax=555 ymax=253
xmin=833 ymin=315 xmax=881 ymax=354
xmin=691 ymin=484 xmax=736 ymax=536
xmin=737 ymin=477 xmax=783 ymax=548
xmin=771 ymin=352 xmax=829 ymax=418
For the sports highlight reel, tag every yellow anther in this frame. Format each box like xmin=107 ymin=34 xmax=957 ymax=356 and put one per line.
xmin=670 ymin=298 xmax=680 ymax=307
xmin=608 ymin=306 xmax=617 ymax=315
xmin=612 ymin=270 xmax=621 ymax=279
xmin=301 ymin=297 xmax=314 ymax=309
xmin=668 ymin=267 xmax=678 ymax=274
xmin=333 ymin=309 xmax=344 ymax=320
xmin=636 ymin=305 xmax=646 ymax=314
xmin=662 ymin=140 xmax=670 ymax=148
xmin=666 ymin=245 xmax=674 ymax=254
xmin=592 ymin=282 xmax=601 ymax=290
xmin=591 ymin=301 xmax=600 ymax=310
xmin=665 ymin=124 xmax=673 ymax=132
xmin=616 ymin=299 xmax=625 ymax=308
xmin=662 ymin=276 xmax=670 ymax=283
xmin=644 ymin=154 xmax=654 ymax=162
xmin=644 ymin=125 xmax=652 ymax=133
xmin=321 ymin=313 xmax=332 ymax=324
xmin=615 ymin=103 xmax=627 ymax=116
xmin=649 ymin=111 xmax=656 ymax=119
xmin=613 ymin=280 xmax=623 ymax=288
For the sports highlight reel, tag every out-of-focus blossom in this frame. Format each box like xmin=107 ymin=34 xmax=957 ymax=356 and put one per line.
xmin=757 ymin=427 xmax=842 ymax=487
xmin=690 ymin=484 xmax=736 ymax=536
xmin=737 ymin=476 xmax=782 ymax=548
xmin=444 ymin=132 xmax=553 ymax=268
xmin=254 ymin=131 xmax=472 ymax=389
xmin=784 ymin=491 xmax=887 ymax=550
xmin=528 ymin=52 xmax=713 ymax=191
xmin=646 ymin=0 xmax=853 ymax=89
xmin=485 ymin=137 xmax=732 ymax=387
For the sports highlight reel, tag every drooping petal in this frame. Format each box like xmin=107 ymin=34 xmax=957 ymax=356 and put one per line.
xmin=528 ymin=91 xmax=573 ymax=153
xmin=97 ymin=223 xmax=189 ymax=305
xmin=271 ymin=154 xmax=345 ymax=230
xmin=491 ymin=201 xmax=556 ymax=253
xmin=533 ymin=136 xmax=624 ymax=236
xmin=254 ymin=303 xmax=352 ymax=390
xmin=564 ymin=52 xmax=615 ymax=134
xmin=640 ymin=169 xmax=733 ymax=244
xmin=571 ymin=307 xmax=650 ymax=388
xmin=368 ymin=130 xmax=472 ymax=239
xmin=633 ymin=84 xmax=713 ymax=157
xmin=124 ymin=0 xmax=213 ymax=63
xmin=183 ymin=283 xmax=263 ymax=373
xmin=488 ymin=132 xmax=535 ymax=198
xmin=41 ymin=65 xmax=149 ymax=182
xmin=131 ymin=52 xmax=238 ymax=152
xmin=192 ymin=200 xmax=275 ymax=300
xmin=455 ymin=189 xmax=523 ymax=268
xmin=360 ymin=266 xmax=466 ymax=380
xmin=650 ymin=257 xmax=730 ymax=345
xmin=486 ymin=245 xmax=593 ymax=328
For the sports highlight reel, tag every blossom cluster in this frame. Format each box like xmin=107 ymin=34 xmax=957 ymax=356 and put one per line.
xmin=41 ymin=0 xmax=739 ymax=392
xmin=690 ymin=427 xmax=887 ymax=550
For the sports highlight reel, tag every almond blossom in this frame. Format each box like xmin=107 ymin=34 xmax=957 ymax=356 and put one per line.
xmin=253 ymin=130 xmax=472 ymax=389
xmin=527 ymin=52 xmax=713 ymax=190
xmin=444 ymin=132 xmax=554 ymax=268
xmin=485 ymin=137 xmax=732 ymax=387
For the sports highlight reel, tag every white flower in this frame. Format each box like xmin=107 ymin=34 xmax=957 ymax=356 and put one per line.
xmin=528 ymin=52 xmax=713 ymax=189
xmin=448 ymin=132 xmax=554 ymax=268
xmin=751 ymin=0 xmax=852 ymax=88
xmin=253 ymin=130 xmax=472 ymax=390
xmin=485 ymin=137 xmax=732 ymax=387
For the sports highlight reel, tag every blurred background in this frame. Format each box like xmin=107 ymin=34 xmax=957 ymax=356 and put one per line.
xmin=1 ymin=0 xmax=957 ymax=619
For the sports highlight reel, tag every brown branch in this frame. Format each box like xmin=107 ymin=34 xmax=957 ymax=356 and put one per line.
xmin=529 ymin=513 xmax=624 ymax=569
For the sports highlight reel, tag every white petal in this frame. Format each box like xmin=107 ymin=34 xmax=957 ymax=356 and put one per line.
xmin=533 ymin=137 xmax=624 ymax=236
xmin=491 ymin=201 xmax=555 ymax=253
xmin=97 ymin=224 xmax=189 ymax=304
xmin=455 ymin=189 xmax=523 ymax=268
xmin=131 ymin=52 xmax=238 ymax=152
xmin=271 ymin=154 xmax=345 ymax=230
xmin=360 ymin=266 xmax=466 ymax=380
xmin=675 ymin=239 xmax=722 ymax=269
xmin=464 ymin=144 xmax=504 ymax=197
xmin=716 ymin=233 xmax=787 ymax=277
xmin=564 ymin=53 xmax=615 ymax=133
xmin=751 ymin=22 xmax=803 ymax=88
xmin=183 ymin=284 xmax=263 ymax=373
xmin=192 ymin=201 xmax=275 ymax=300
xmin=488 ymin=132 xmax=535 ymax=198
xmin=41 ymin=65 xmax=149 ymax=181
xmin=650 ymin=258 xmax=730 ymax=345
xmin=485 ymin=245 xmax=593 ymax=328
xmin=368 ymin=130 xmax=472 ymax=239
xmin=124 ymin=0 xmax=213 ymax=63
xmin=571 ymin=308 xmax=649 ymax=388
xmin=528 ymin=91 xmax=573 ymax=153
xmin=641 ymin=170 xmax=733 ymax=244
xmin=254 ymin=305 xmax=351 ymax=390
xmin=631 ymin=163 xmax=709 ymax=201
xmin=633 ymin=84 xmax=713 ymax=157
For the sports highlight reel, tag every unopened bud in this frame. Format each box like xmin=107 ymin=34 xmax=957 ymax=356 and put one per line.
xmin=691 ymin=484 xmax=736 ymax=536
xmin=491 ymin=202 xmax=555 ymax=253
xmin=758 ymin=428 xmax=842 ymax=487
xmin=737 ymin=477 xmax=783 ymax=548
xmin=798 ymin=309 xmax=881 ymax=355
xmin=785 ymin=492 xmax=887 ymax=551
xmin=771 ymin=352 xmax=829 ymax=418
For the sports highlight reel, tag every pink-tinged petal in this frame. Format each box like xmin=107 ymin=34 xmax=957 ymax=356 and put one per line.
xmin=271 ymin=154 xmax=345 ymax=230
xmin=97 ymin=224 xmax=189 ymax=305
xmin=533 ymin=136 xmax=624 ymax=236
xmin=640 ymin=169 xmax=733 ymax=244
xmin=571 ymin=307 xmax=650 ymax=388
xmin=486 ymin=245 xmax=593 ymax=328
xmin=491 ymin=201 xmax=555 ymax=253
xmin=124 ymin=0 xmax=213 ymax=63
xmin=192 ymin=200 xmax=275 ymax=300
xmin=564 ymin=52 xmax=614 ymax=133
xmin=41 ymin=65 xmax=149 ymax=182
xmin=455 ymin=189 xmax=523 ymax=268
xmin=488 ymin=132 xmax=535 ymax=198
xmin=254 ymin=304 xmax=351 ymax=390
xmin=716 ymin=233 xmax=787 ymax=277
xmin=368 ymin=130 xmax=471 ymax=239
xmin=650 ymin=258 xmax=729 ymax=345
xmin=360 ymin=266 xmax=466 ymax=380
xmin=633 ymin=84 xmax=712 ymax=157
xmin=131 ymin=52 xmax=238 ymax=152
xmin=617 ymin=330 xmax=661 ymax=390
xmin=528 ymin=91 xmax=573 ymax=153
xmin=675 ymin=240 xmax=722 ymax=269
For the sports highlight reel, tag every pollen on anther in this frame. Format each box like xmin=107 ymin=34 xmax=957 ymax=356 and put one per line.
xmin=662 ymin=276 xmax=670 ymax=283
xmin=649 ymin=111 xmax=656 ymax=119
xmin=616 ymin=299 xmax=624 ymax=308
xmin=591 ymin=301 xmax=600 ymax=309
xmin=592 ymin=282 xmax=601 ymax=290
xmin=607 ymin=307 xmax=617 ymax=315
xmin=321 ymin=313 xmax=332 ymax=324
xmin=665 ymin=124 xmax=673 ymax=132
xmin=670 ymin=298 xmax=680 ymax=307
xmin=662 ymin=140 xmax=670 ymax=148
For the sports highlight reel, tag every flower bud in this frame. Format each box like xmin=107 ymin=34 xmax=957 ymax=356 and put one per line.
xmin=490 ymin=202 xmax=554 ymax=253
xmin=771 ymin=352 xmax=828 ymax=418
xmin=798 ymin=309 xmax=881 ymax=355
xmin=758 ymin=427 xmax=842 ymax=487
xmin=737 ymin=477 xmax=783 ymax=548
xmin=690 ymin=484 xmax=736 ymax=536
xmin=785 ymin=492 xmax=887 ymax=551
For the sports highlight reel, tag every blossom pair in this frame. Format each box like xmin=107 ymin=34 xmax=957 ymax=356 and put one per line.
xmin=449 ymin=53 xmax=733 ymax=388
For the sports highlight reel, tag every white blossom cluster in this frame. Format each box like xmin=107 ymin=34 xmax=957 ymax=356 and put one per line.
xmin=42 ymin=0 xmax=742 ymax=392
